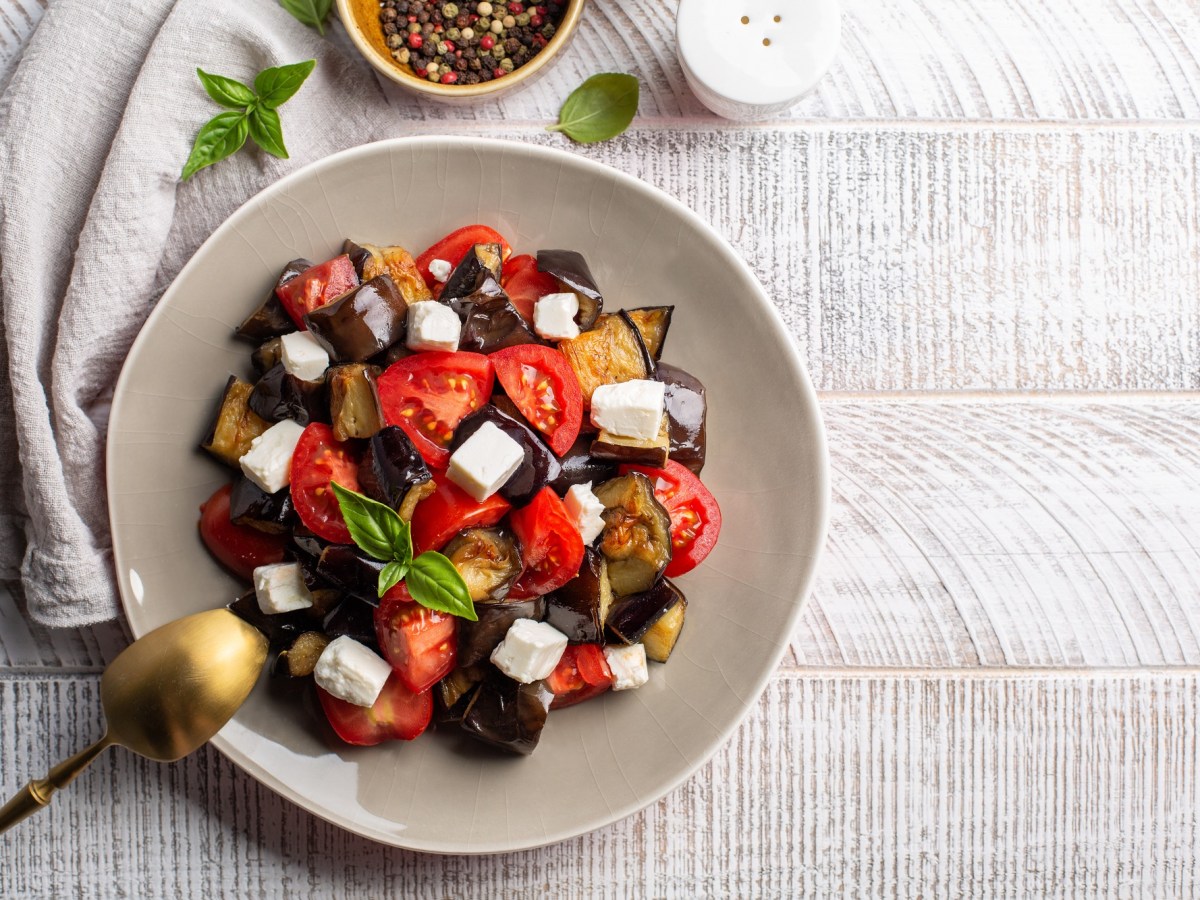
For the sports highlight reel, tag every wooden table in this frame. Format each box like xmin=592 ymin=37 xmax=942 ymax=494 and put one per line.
xmin=4 ymin=1 xmax=1200 ymax=895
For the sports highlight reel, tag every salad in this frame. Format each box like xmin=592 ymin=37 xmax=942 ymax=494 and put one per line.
xmin=197 ymin=224 xmax=721 ymax=755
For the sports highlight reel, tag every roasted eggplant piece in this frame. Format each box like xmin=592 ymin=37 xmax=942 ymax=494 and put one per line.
xmin=228 ymin=590 xmax=310 ymax=650
xmin=459 ymin=670 xmax=554 ymax=756
xmin=398 ymin=479 xmax=437 ymax=523
xmin=322 ymin=597 xmax=381 ymax=652
xmin=228 ymin=477 xmax=295 ymax=534
xmin=328 ymin=363 xmax=385 ymax=441
xmin=251 ymin=337 xmax=284 ymax=375
xmin=457 ymin=597 xmax=545 ymax=667
xmin=442 ymin=526 xmax=523 ymax=602
xmin=288 ymin=524 xmax=328 ymax=565
xmin=248 ymin=363 xmax=329 ymax=426
xmin=367 ymin=341 xmax=415 ymax=369
xmin=657 ymin=362 xmax=707 ymax=474
xmin=316 ymin=544 xmax=387 ymax=604
xmin=201 ymin=376 xmax=271 ymax=467
xmin=558 ymin=312 xmax=654 ymax=406
xmin=590 ymin=413 xmax=670 ymax=467
xmin=548 ymin=432 xmax=618 ymax=493
xmin=605 ymin=579 xmax=686 ymax=646
xmin=537 ymin=249 xmax=603 ymax=331
xmin=435 ymin=664 xmax=487 ymax=725
xmin=440 ymin=242 xmax=504 ymax=302
xmin=641 ymin=594 xmax=686 ymax=662
xmin=544 ymin=550 xmax=610 ymax=643
xmin=450 ymin=406 xmax=561 ymax=506
xmin=279 ymin=631 xmax=330 ymax=678
xmin=357 ymin=425 xmax=432 ymax=510
xmin=343 ymin=239 xmax=432 ymax=305
xmin=304 ymin=275 xmax=409 ymax=363
xmin=458 ymin=277 xmax=542 ymax=352
xmin=593 ymin=472 xmax=673 ymax=597
xmin=625 ymin=306 xmax=674 ymax=361
xmin=235 ymin=258 xmax=309 ymax=342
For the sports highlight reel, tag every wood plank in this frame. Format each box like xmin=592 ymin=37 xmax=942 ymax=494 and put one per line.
xmin=2 ymin=671 xmax=1195 ymax=897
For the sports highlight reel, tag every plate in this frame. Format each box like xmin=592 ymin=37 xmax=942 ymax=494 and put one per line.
xmin=107 ymin=137 xmax=829 ymax=853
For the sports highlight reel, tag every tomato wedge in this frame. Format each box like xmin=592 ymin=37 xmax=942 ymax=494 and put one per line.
xmin=290 ymin=423 xmax=362 ymax=543
xmin=317 ymin=674 xmax=433 ymax=745
xmin=374 ymin=585 xmax=459 ymax=693
xmin=501 ymin=254 xmax=559 ymax=322
xmin=275 ymin=255 xmax=359 ymax=328
xmin=376 ymin=351 xmax=495 ymax=468
xmin=198 ymin=483 xmax=287 ymax=580
xmin=619 ymin=461 xmax=721 ymax=577
xmin=490 ymin=345 xmax=583 ymax=457
xmin=410 ymin=472 xmax=511 ymax=554
xmin=507 ymin=487 xmax=585 ymax=598
xmin=415 ymin=225 xmax=512 ymax=296
xmin=545 ymin=644 xmax=613 ymax=710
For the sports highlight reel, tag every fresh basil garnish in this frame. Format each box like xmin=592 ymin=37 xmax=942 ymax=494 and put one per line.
xmin=247 ymin=107 xmax=289 ymax=160
xmin=254 ymin=60 xmax=318 ymax=109
xmin=196 ymin=69 xmax=256 ymax=108
xmin=181 ymin=110 xmax=250 ymax=181
xmin=547 ymin=73 xmax=639 ymax=144
xmin=378 ymin=560 xmax=408 ymax=599
xmin=278 ymin=0 xmax=333 ymax=36
xmin=330 ymin=482 xmax=412 ymax=564
xmin=406 ymin=552 xmax=478 ymax=621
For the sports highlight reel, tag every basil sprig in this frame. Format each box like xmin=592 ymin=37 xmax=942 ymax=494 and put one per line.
xmin=547 ymin=73 xmax=639 ymax=144
xmin=331 ymin=482 xmax=477 ymax=621
xmin=182 ymin=60 xmax=316 ymax=181
xmin=279 ymin=0 xmax=333 ymax=36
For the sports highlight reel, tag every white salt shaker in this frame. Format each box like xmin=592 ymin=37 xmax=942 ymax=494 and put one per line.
xmin=676 ymin=0 xmax=841 ymax=120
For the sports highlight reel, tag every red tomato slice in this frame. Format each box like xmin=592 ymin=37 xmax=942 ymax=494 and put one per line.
xmin=374 ymin=585 xmax=459 ymax=693
xmin=198 ymin=483 xmax=287 ymax=580
xmin=376 ymin=351 xmax=496 ymax=469
xmin=490 ymin=345 xmax=583 ymax=457
xmin=500 ymin=254 xmax=559 ymax=322
xmin=545 ymin=644 xmax=613 ymax=710
xmin=317 ymin=674 xmax=433 ymax=745
xmin=409 ymin=472 xmax=511 ymax=554
xmin=507 ymin=487 xmax=585 ymax=597
xmin=290 ymin=423 xmax=362 ymax=543
xmin=415 ymin=225 xmax=512 ymax=297
xmin=275 ymin=255 xmax=359 ymax=328
xmin=619 ymin=461 xmax=722 ymax=577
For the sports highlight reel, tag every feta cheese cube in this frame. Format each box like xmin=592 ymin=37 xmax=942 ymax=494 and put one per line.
xmin=313 ymin=636 xmax=393 ymax=707
xmin=238 ymin=419 xmax=305 ymax=493
xmin=252 ymin=562 xmax=314 ymax=614
xmin=490 ymin=619 xmax=569 ymax=683
xmin=428 ymin=258 xmax=453 ymax=283
xmin=406 ymin=300 xmax=461 ymax=352
xmin=589 ymin=379 xmax=666 ymax=441
xmin=533 ymin=292 xmax=580 ymax=341
xmin=604 ymin=643 xmax=649 ymax=691
xmin=279 ymin=331 xmax=330 ymax=382
xmin=563 ymin=482 xmax=606 ymax=544
xmin=447 ymin=420 xmax=525 ymax=501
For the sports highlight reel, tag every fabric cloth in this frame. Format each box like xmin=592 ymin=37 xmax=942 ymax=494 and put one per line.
xmin=0 ymin=0 xmax=399 ymax=627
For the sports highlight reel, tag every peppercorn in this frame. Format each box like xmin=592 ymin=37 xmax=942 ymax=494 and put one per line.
xmin=515 ymin=12 xmax=529 ymax=24
xmin=382 ymin=7 xmax=398 ymax=20
xmin=476 ymin=0 xmax=493 ymax=13
xmin=499 ymin=57 xmax=514 ymax=72
xmin=529 ymin=13 xmax=542 ymax=26
xmin=508 ymin=1 xmax=523 ymax=11
xmin=428 ymin=70 xmax=440 ymax=82
xmin=383 ymin=22 xmax=399 ymax=34
xmin=476 ymin=16 xmax=491 ymax=29
xmin=446 ymin=26 xmax=461 ymax=39
xmin=502 ymin=14 xmax=516 ymax=27
xmin=460 ymin=26 xmax=475 ymax=39
xmin=493 ymin=66 xmax=505 ymax=78
xmin=469 ymin=56 xmax=482 ymax=70
xmin=479 ymin=34 xmax=495 ymax=49
xmin=417 ymin=11 xmax=430 ymax=22
xmin=442 ymin=2 xmax=459 ymax=16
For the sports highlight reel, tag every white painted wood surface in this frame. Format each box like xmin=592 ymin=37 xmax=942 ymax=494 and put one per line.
xmin=3 ymin=0 xmax=1200 ymax=896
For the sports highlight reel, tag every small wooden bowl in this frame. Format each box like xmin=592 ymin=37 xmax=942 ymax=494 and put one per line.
xmin=337 ymin=0 xmax=586 ymax=101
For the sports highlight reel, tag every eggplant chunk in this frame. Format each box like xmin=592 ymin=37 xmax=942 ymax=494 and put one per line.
xmin=281 ymin=631 xmax=330 ymax=678
xmin=228 ymin=590 xmax=310 ymax=650
xmin=228 ymin=477 xmax=295 ymax=534
xmin=357 ymin=425 xmax=432 ymax=510
xmin=537 ymin=249 xmax=603 ymax=331
xmin=435 ymin=664 xmax=488 ymax=725
xmin=656 ymin=362 xmax=707 ymax=474
xmin=316 ymin=545 xmax=387 ymax=604
xmin=590 ymin=413 xmax=670 ymax=468
xmin=558 ymin=313 xmax=653 ymax=406
xmin=458 ymin=277 xmax=542 ymax=352
xmin=328 ymin=364 xmax=385 ymax=441
xmin=593 ymin=472 xmax=673 ymax=597
xmin=457 ymin=597 xmax=545 ymax=667
xmin=343 ymin=239 xmax=432 ymax=306
xmin=548 ymin=432 xmax=618 ymax=493
xmin=450 ymin=406 xmax=562 ymax=506
xmin=441 ymin=242 xmax=504 ymax=302
xmin=625 ymin=306 xmax=674 ymax=361
xmin=641 ymin=595 xmax=686 ymax=662
xmin=544 ymin=550 xmax=610 ymax=643
xmin=236 ymin=258 xmax=309 ymax=342
xmin=322 ymin=597 xmax=382 ymax=653
xmin=304 ymin=275 xmax=409 ymax=363
xmin=201 ymin=376 xmax=271 ymax=467
xmin=606 ymin=579 xmax=686 ymax=646
xmin=288 ymin=524 xmax=328 ymax=565
xmin=443 ymin=526 xmax=523 ymax=602
xmin=459 ymin=670 xmax=554 ymax=756
xmin=248 ymin=363 xmax=329 ymax=426
xmin=399 ymin=479 xmax=437 ymax=523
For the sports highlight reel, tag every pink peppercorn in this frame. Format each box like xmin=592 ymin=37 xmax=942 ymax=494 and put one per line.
xmin=529 ymin=13 xmax=543 ymax=26
xmin=441 ymin=72 xmax=458 ymax=84
xmin=493 ymin=67 xmax=505 ymax=78
xmin=409 ymin=32 xmax=424 ymax=48
xmin=508 ymin=1 xmax=523 ymax=10
xmin=480 ymin=34 xmax=495 ymax=49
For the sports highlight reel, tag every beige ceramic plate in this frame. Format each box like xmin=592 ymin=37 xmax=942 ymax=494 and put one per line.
xmin=107 ymin=137 xmax=828 ymax=853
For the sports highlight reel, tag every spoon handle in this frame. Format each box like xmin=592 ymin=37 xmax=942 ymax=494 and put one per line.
xmin=0 ymin=736 xmax=113 ymax=834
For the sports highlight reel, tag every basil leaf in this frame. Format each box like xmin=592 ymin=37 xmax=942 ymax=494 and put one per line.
xmin=406 ymin=551 xmax=477 ymax=621
xmin=254 ymin=59 xmax=317 ymax=109
xmin=279 ymin=0 xmax=332 ymax=35
xmin=330 ymin=481 xmax=412 ymax=564
xmin=196 ymin=69 xmax=256 ymax=108
xmin=181 ymin=110 xmax=250 ymax=181
xmin=248 ymin=105 xmax=289 ymax=159
xmin=546 ymin=73 xmax=639 ymax=144
xmin=378 ymin=560 xmax=408 ymax=598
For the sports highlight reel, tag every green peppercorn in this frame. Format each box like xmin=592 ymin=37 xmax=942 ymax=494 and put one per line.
xmin=491 ymin=43 xmax=506 ymax=58
xmin=476 ymin=16 xmax=490 ymax=29
xmin=499 ymin=57 xmax=514 ymax=72
xmin=446 ymin=26 xmax=461 ymax=39
xmin=436 ymin=40 xmax=450 ymax=53
xmin=428 ymin=70 xmax=441 ymax=82
xmin=408 ymin=21 xmax=421 ymax=32
xmin=515 ymin=12 xmax=529 ymax=24
xmin=387 ymin=33 xmax=405 ymax=48
xmin=442 ymin=2 xmax=459 ymax=16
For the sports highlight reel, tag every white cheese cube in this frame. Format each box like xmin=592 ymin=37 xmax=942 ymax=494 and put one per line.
xmin=447 ymin=420 xmax=524 ymax=501
xmin=279 ymin=331 xmax=330 ymax=382
xmin=406 ymin=300 xmax=461 ymax=352
xmin=313 ymin=636 xmax=393 ymax=707
xmin=533 ymin=292 xmax=580 ymax=341
xmin=252 ymin=562 xmax=314 ymax=614
xmin=428 ymin=258 xmax=453 ymax=283
xmin=604 ymin=643 xmax=649 ymax=691
xmin=238 ymin=419 xmax=305 ymax=493
xmin=564 ymin=482 xmax=606 ymax=544
xmin=589 ymin=380 xmax=666 ymax=441
xmin=490 ymin=619 xmax=569 ymax=683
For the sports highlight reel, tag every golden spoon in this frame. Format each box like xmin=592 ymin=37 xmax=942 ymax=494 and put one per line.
xmin=0 ymin=608 xmax=267 ymax=833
